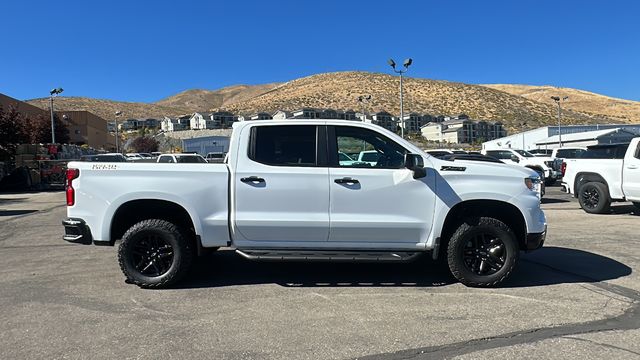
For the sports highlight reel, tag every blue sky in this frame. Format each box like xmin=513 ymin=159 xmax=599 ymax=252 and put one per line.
xmin=2 ymin=0 xmax=639 ymax=102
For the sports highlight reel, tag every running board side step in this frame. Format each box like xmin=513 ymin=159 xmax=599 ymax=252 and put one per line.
xmin=235 ymin=249 xmax=421 ymax=262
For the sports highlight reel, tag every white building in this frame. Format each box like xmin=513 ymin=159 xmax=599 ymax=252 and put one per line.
xmin=421 ymin=118 xmax=506 ymax=144
xmin=482 ymin=124 xmax=640 ymax=151
xmin=536 ymin=128 xmax=638 ymax=148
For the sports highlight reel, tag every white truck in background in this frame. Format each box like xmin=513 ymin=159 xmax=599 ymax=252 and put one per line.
xmin=482 ymin=149 xmax=562 ymax=186
xmin=562 ymin=138 xmax=640 ymax=214
xmin=62 ymin=120 xmax=546 ymax=288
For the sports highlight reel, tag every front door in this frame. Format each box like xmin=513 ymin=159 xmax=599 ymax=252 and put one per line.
xmin=327 ymin=125 xmax=436 ymax=244
xmin=233 ymin=125 xmax=330 ymax=242
xmin=623 ymin=141 xmax=640 ymax=201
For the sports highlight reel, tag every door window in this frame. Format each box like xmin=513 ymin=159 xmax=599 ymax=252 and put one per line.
xmin=332 ymin=126 xmax=407 ymax=168
xmin=249 ymin=125 xmax=317 ymax=166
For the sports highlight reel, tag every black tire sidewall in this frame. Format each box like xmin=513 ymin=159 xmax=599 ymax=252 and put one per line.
xmin=447 ymin=218 xmax=519 ymax=287
xmin=579 ymin=182 xmax=610 ymax=214
xmin=118 ymin=219 xmax=192 ymax=288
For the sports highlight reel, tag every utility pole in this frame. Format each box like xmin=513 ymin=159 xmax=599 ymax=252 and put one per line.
xmin=387 ymin=58 xmax=412 ymax=138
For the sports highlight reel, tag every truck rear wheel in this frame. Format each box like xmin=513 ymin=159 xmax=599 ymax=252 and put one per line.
xmin=447 ymin=217 xmax=519 ymax=287
xmin=118 ymin=219 xmax=193 ymax=288
xmin=578 ymin=182 xmax=610 ymax=214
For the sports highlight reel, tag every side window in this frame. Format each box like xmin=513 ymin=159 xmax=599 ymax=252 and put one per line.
xmin=249 ymin=125 xmax=317 ymax=166
xmin=333 ymin=126 xmax=407 ymax=169
xmin=158 ymin=156 xmax=170 ymax=163
xmin=635 ymin=143 xmax=640 ymax=160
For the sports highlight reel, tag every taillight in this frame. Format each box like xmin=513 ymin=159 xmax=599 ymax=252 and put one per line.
xmin=66 ymin=168 xmax=80 ymax=206
xmin=561 ymin=162 xmax=567 ymax=177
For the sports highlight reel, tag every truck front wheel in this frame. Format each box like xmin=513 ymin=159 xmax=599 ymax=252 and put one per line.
xmin=447 ymin=217 xmax=519 ymax=287
xmin=578 ymin=182 xmax=610 ymax=214
xmin=118 ymin=219 xmax=193 ymax=288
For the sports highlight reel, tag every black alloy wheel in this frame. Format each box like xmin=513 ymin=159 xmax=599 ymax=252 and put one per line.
xmin=129 ymin=234 xmax=174 ymax=277
xmin=581 ymin=187 xmax=600 ymax=210
xmin=447 ymin=217 xmax=519 ymax=287
xmin=578 ymin=182 xmax=610 ymax=214
xmin=118 ymin=219 xmax=193 ymax=288
xmin=462 ymin=233 xmax=506 ymax=276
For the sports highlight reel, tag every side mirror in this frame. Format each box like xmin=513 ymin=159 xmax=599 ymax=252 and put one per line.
xmin=405 ymin=153 xmax=427 ymax=179
xmin=510 ymin=155 xmax=520 ymax=163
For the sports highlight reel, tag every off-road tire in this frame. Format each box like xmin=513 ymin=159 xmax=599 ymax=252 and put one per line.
xmin=118 ymin=219 xmax=193 ymax=289
xmin=447 ymin=217 xmax=519 ymax=287
xmin=578 ymin=182 xmax=610 ymax=214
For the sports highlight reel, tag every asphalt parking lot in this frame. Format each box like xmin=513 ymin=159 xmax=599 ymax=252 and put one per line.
xmin=1 ymin=187 xmax=640 ymax=359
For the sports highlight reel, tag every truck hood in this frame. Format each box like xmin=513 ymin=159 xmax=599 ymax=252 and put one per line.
xmin=431 ymin=157 xmax=539 ymax=179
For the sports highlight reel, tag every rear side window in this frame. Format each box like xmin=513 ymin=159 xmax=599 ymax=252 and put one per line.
xmin=158 ymin=156 xmax=174 ymax=163
xmin=249 ymin=125 xmax=317 ymax=166
xmin=177 ymin=156 xmax=206 ymax=163
xmin=555 ymin=149 xmax=586 ymax=158
xmin=486 ymin=151 xmax=512 ymax=160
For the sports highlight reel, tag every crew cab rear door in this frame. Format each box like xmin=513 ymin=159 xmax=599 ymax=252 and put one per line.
xmin=622 ymin=139 xmax=640 ymax=201
xmin=327 ymin=125 xmax=436 ymax=244
xmin=232 ymin=124 xmax=330 ymax=242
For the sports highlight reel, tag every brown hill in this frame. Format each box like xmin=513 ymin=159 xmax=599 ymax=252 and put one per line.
xmin=154 ymin=83 xmax=282 ymax=111
xmin=26 ymin=97 xmax=188 ymax=121
xmin=220 ymin=71 xmax=616 ymax=131
xmin=482 ymin=84 xmax=640 ymax=123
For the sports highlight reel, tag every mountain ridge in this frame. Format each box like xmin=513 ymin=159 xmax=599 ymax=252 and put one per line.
xmin=23 ymin=71 xmax=640 ymax=131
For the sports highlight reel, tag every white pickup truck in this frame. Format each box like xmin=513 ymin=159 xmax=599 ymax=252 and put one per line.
xmin=482 ymin=149 xmax=562 ymax=186
xmin=62 ymin=120 xmax=546 ymax=288
xmin=562 ymin=137 xmax=640 ymax=213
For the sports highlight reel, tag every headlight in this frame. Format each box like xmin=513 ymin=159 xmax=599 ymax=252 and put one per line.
xmin=525 ymin=176 xmax=541 ymax=191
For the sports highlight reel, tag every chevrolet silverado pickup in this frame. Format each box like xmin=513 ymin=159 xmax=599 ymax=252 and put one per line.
xmin=63 ymin=120 xmax=546 ymax=288
xmin=562 ymin=137 xmax=640 ymax=214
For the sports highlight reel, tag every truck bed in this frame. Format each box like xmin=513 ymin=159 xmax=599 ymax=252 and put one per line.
xmin=66 ymin=162 xmax=230 ymax=247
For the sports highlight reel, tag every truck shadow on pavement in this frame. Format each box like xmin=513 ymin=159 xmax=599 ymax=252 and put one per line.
xmin=0 ymin=209 xmax=38 ymax=216
xmin=177 ymin=246 xmax=631 ymax=289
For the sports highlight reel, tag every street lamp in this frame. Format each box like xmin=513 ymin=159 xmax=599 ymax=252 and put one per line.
xmin=520 ymin=121 xmax=527 ymax=150
xmin=115 ymin=111 xmax=123 ymax=153
xmin=388 ymin=58 xmax=412 ymax=138
xmin=550 ymin=96 xmax=569 ymax=147
xmin=357 ymin=95 xmax=371 ymax=121
xmin=49 ymin=87 xmax=64 ymax=143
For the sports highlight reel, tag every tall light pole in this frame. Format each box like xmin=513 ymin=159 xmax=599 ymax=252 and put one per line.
xmin=49 ymin=88 xmax=64 ymax=143
xmin=115 ymin=111 xmax=123 ymax=153
xmin=388 ymin=58 xmax=412 ymax=138
xmin=550 ymin=96 xmax=568 ymax=147
xmin=520 ymin=121 xmax=527 ymax=149
xmin=357 ymin=95 xmax=371 ymax=121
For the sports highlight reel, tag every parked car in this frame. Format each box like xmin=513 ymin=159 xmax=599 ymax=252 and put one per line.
xmin=157 ymin=154 xmax=207 ymax=163
xmin=440 ymin=153 xmax=504 ymax=164
xmin=205 ymin=152 xmax=227 ymax=163
xmin=63 ymin=119 xmax=546 ymax=288
xmin=562 ymin=139 xmax=639 ymax=213
xmin=483 ymin=149 xmax=562 ymax=186
xmin=424 ymin=149 xmax=468 ymax=159
xmin=80 ymin=153 xmax=127 ymax=162
xmin=529 ymin=149 xmax=553 ymax=157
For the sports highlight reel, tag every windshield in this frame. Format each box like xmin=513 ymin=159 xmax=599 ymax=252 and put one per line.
xmin=514 ymin=150 xmax=534 ymax=157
